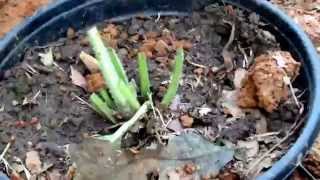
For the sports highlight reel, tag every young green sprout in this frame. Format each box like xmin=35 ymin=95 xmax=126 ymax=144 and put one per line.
xmin=138 ymin=52 xmax=151 ymax=99
xmin=87 ymin=27 xmax=140 ymax=119
xmin=86 ymin=26 xmax=185 ymax=144
xmin=161 ymin=48 xmax=185 ymax=107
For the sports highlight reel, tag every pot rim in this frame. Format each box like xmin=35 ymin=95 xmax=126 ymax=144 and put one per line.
xmin=0 ymin=0 xmax=319 ymax=179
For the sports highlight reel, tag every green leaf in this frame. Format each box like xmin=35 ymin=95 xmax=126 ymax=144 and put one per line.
xmin=161 ymin=48 xmax=184 ymax=107
xmin=108 ymin=47 xmax=129 ymax=84
xmin=87 ymin=27 xmax=140 ymax=114
xmin=98 ymin=89 xmax=115 ymax=108
xmin=96 ymin=101 xmax=149 ymax=143
xmin=137 ymin=52 xmax=151 ymax=98
xmin=89 ymin=93 xmax=116 ymax=124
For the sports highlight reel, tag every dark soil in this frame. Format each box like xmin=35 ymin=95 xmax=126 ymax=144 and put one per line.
xmin=0 ymin=4 xmax=304 ymax=179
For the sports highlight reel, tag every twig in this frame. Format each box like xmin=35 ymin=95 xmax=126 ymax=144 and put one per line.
xmin=298 ymin=163 xmax=317 ymax=180
xmin=71 ymin=93 xmax=96 ymax=110
xmin=238 ymin=45 xmax=248 ymax=68
xmin=14 ymin=157 xmax=31 ymax=180
xmin=222 ymin=20 xmax=236 ymax=72
xmin=246 ymin=105 xmax=305 ymax=175
xmin=149 ymin=94 xmax=166 ymax=127
xmin=0 ymin=137 xmax=13 ymax=163
xmin=283 ymin=74 xmax=300 ymax=109
xmin=155 ymin=12 xmax=161 ymax=23
xmin=186 ymin=58 xmax=207 ymax=69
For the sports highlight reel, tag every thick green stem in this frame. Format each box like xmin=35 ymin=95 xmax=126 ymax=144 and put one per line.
xmin=96 ymin=101 xmax=149 ymax=143
xmin=137 ymin=52 xmax=151 ymax=98
xmin=90 ymin=93 xmax=116 ymax=124
xmin=87 ymin=27 xmax=140 ymax=114
xmin=161 ymin=48 xmax=185 ymax=107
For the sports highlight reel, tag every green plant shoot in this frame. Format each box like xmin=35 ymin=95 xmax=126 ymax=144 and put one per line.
xmin=161 ymin=48 xmax=185 ymax=107
xmin=87 ymin=27 xmax=140 ymax=115
xmin=89 ymin=93 xmax=116 ymax=123
xmin=137 ymin=52 xmax=151 ymax=98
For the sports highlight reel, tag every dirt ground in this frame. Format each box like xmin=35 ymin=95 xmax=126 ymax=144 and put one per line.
xmin=0 ymin=0 xmax=319 ymax=179
xmin=0 ymin=0 xmax=49 ymax=37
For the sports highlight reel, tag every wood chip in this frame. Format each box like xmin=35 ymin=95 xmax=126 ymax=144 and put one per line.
xmin=79 ymin=51 xmax=99 ymax=73
xmin=70 ymin=66 xmax=87 ymax=90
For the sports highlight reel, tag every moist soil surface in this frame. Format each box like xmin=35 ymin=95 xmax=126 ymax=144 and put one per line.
xmin=0 ymin=4 xmax=305 ymax=179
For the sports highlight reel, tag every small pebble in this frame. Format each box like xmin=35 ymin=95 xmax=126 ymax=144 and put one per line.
xmin=180 ymin=115 xmax=194 ymax=128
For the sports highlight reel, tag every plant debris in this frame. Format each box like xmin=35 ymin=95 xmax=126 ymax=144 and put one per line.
xmin=0 ymin=3 xmax=308 ymax=179
xmin=25 ymin=150 xmax=41 ymax=174
xmin=70 ymin=133 xmax=234 ymax=180
xmin=238 ymin=51 xmax=301 ymax=112
xmin=70 ymin=66 xmax=87 ymax=90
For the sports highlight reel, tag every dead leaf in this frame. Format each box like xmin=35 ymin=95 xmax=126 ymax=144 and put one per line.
xmin=221 ymin=90 xmax=245 ymax=118
xmin=70 ymin=133 xmax=234 ymax=180
xmin=155 ymin=40 xmax=169 ymax=56
xmin=48 ymin=169 xmax=62 ymax=180
xmin=101 ymin=24 xmax=119 ymax=48
xmin=255 ymin=116 xmax=268 ymax=134
xmin=167 ymin=120 xmax=184 ymax=133
xmin=25 ymin=150 xmax=42 ymax=174
xmin=234 ymin=68 xmax=247 ymax=89
xmin=79 ymin=51 xmax=99 ymax=73
xmin=65 ymin=165 xmax=76 ymax=180
xmin=180 ymin=115 xmax=194 ymax=128
xmin=172 ymin=40 xmax=193 ymax=51
xmin=39 ymin=48 xmax=54 ymax=67
xmin=70 ymin=66 xmax=87 ymax=90
xmin=237 ymin=140 xmax=259 ymax=158
xmin=86 ymin=73 xmax=105 ymax=92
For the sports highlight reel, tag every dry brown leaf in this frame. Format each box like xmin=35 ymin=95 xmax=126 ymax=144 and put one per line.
xmin=70 ymin=66 xmax=87 ymax=90
xmin=48 ymin=169 xmax=63 ymax=180
xmin=237 ymin=140 xmax=259 ymax=158
xmin=145 ymin=31 xmax=159 ymax=39
xmin=79 ymin=51 xmax=99 ymax=73
xmin=180 ymin=115 xmax=194 ymax=128
xmin=238 ymin=51 xmax=300 ymax=112
xmin=234 ymin=68 xmax=248 ymax=89
xmin=25 ymin=150 xmax=42 ymax=174
xmin=172 ymin=40 xmax=193 ymax=51
xmin=101 ymin=24 xmax=119 ymax=48
xmin=221 ymin=90 xmax=245 ymax=118
xmin=86 ymin=73 xmax=105 ymax=92
xmin=103 ymin=24 xmax=119 ymax=37
xmin=155 ymin=40 xmax=169 ymax=56
xmin=65 ymin=165 xmax=76 ymax=180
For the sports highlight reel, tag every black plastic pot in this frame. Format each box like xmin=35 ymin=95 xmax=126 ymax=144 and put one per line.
xmin=0 ymin=0 xmax=319 ymax=179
